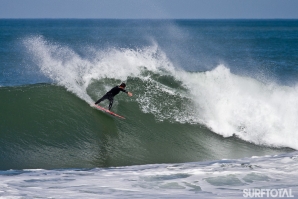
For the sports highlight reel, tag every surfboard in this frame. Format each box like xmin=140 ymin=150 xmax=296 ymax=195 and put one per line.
xmin=94 ymin=105 xmax=125 ymax=119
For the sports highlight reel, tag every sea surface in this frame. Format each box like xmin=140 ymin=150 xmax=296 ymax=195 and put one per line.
xmin=0 ymin=19 xmax=298 ymax=198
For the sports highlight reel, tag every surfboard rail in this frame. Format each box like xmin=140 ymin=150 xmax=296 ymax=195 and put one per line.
xmin=94 ymin=105 xmax=125 ymax=119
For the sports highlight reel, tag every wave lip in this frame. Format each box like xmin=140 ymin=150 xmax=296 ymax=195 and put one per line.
xmin=183 ymin=65 xmax=298 ymax=149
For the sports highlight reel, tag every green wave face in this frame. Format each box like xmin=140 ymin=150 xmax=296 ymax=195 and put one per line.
xmin=0 ymin=84 xmax=290 ymax=170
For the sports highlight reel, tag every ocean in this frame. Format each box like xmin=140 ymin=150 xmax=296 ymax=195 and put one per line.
xmin=0 ymin=19 xmax=298 ymax=198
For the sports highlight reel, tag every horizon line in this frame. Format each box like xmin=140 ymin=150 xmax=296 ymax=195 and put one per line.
xmin=1 ymin=17 xmax=298 ymax=20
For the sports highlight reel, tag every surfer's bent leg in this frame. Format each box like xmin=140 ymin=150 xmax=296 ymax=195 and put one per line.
xmin=95 ymin=94 xmax=108 ymax=104
xmin=108 ymin=97 xmax=114 ymax=110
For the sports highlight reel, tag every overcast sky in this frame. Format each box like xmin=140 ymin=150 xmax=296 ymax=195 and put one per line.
xmin=0 ymin=0 xmax=297 ymax=19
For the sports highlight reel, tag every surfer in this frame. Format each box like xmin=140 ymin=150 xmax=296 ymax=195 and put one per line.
xmin=95 ymin=83 xmax=133 ymax=110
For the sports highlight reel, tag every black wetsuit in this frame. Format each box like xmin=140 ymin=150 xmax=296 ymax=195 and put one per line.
xmin=95 ymin=86 xmax=128 ymax=110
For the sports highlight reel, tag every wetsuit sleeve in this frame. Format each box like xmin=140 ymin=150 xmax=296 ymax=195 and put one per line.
xmin=122 ymin=89 xmax=128 ymax=93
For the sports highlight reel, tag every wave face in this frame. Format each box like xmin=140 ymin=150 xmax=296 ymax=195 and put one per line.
xmin=0 ymin=32 xmax=296 ymax=169
xmin=24 ymin=36 xmax=298 ymax=149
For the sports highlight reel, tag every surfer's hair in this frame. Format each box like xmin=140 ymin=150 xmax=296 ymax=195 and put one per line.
xmin=120 ymin=83 xmax=126 ymax=88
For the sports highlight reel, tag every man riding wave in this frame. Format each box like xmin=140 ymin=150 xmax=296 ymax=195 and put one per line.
xmin=95 ymin=83 xmax=133 ymax=110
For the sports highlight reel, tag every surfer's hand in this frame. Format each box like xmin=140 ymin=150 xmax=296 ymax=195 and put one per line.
xmin=128 ymin=92 xmax=133 ymax=97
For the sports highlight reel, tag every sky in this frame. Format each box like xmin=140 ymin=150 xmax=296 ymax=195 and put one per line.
xmin=0 ymin=0 xmax=298 ymax=19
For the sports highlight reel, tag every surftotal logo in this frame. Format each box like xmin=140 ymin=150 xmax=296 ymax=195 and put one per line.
xmin=243 ymin=188 xmax=294 ymax=198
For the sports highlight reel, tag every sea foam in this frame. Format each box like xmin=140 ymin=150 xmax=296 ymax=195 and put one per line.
xmin=1 ymin=151 xmax=298 ymax=198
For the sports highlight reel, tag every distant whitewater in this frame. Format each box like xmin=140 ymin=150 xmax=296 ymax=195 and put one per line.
xmin=1 ymin=151 xmax=298 ymax=198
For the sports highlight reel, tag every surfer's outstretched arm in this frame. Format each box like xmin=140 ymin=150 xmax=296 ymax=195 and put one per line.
xmin=120 ymin=87 xmax=132 ymax=97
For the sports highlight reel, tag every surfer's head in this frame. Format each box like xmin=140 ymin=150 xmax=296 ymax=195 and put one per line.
xmin=120 ymin=83 xmax=126 ymax=88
